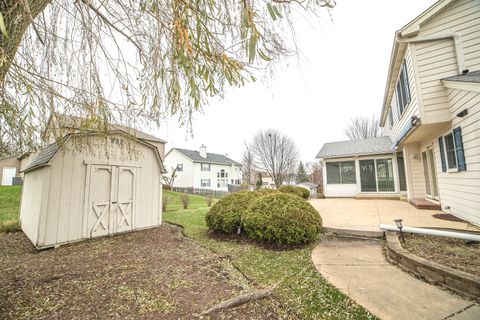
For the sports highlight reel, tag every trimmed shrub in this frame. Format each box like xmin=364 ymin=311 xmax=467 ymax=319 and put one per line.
xmin=243 ymin=193 xmax=322 ymax=244
xmin=278 ymin=185 xmax=309 ymax=199
xmin=206 ymin=191 xmax=259 ymax=234
xmin=255 ymin=188 xmax=278 ymax=196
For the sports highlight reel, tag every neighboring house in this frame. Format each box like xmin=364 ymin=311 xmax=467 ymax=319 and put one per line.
xmin=296 ymin=182 xmax=318 ymax=198
xmin=164 ymin=145 xmax=242 ymax=191
xmin=0 ymin=153 xmax=32 ymax=185
xmin=254 ymin=169 xmax=276 ymax=189
xmin=20 ymin=115 xmax=166 ymax=249
xmin=317 ymin=0 xmax=480 ymax=226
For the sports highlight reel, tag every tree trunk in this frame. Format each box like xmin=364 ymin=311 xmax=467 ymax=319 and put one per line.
xmin=0 ymin=0 xmax=52 ymax=84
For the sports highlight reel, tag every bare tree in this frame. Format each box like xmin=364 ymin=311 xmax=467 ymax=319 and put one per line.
xmin=0 ymin=1 xmax=336 ymax=152
xmin=241 ymin=143 xmax=255 ymax=185
xmin=344 ymin=115 xmax=383 ymax=140
xmin=162 ymin=167 xmax=178 ymax=189
xmin=251 ymin=129 xmax=299 ymax=188
xmin=306 ymin=161 xmax=323 ymax=187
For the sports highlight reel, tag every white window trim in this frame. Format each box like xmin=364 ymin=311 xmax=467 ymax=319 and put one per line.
xmin=359 ymin=157 xmax=397 ymax=194
xmin=442 ymin=132 xmax=458 ymax=172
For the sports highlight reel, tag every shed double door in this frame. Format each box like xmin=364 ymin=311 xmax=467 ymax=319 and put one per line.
xmin=86 ymin=165 xmax=136 ymax=238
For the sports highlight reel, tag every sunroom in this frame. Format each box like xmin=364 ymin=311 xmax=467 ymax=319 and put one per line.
xmin=316 ymin=137 xmax=407 ymax=198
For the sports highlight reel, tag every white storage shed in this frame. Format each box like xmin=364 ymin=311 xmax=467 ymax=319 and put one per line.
xmin=20 ymin=130 xmax=165 ymax=249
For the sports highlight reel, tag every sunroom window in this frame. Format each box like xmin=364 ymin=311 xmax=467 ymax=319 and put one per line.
xmin=326 ymin=161 xmax=356 ymax=184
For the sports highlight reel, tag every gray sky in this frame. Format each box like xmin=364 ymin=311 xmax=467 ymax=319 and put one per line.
xmin=154 ymin=0 xmax=437 ymax=164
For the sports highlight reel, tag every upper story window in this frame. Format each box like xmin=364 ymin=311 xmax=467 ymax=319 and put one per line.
xmin=395 ymin=61 xmax=411 ymax=117
xmin=388 ymin=107 xmax=394 ymax=128
xmin=176 ymin=164 xmax=183 ymax=172
xmin=201 ymin=163 xmax=211 ymax=171
xmin=217 ymin=169 xmax=227 ymax=178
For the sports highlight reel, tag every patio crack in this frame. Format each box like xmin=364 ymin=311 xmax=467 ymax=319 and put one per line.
xmin=441 ymin=303 xmax=476 ymax=319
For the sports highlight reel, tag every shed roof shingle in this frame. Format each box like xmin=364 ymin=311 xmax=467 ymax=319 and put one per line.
xmin=173 ymin=148 xmax=241 ymax=166
xmin=442 ymin=70 xmax=480 ymax=83
xmin=316 ymin=136 xmax=394 ymax=159
xmin=23 ymin=142 xmax=60 ymax=172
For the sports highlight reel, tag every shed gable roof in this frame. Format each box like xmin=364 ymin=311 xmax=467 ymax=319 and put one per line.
xmin=316 ymin=136 xmax=394 ymax=159
xmin=169 ymin=148 xmax=241 ymax=166
xmin=23 ymin=131 xmax=165 ymax=173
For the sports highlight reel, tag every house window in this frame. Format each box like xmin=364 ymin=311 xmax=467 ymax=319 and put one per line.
xmin=395 ymin=61 xmax=411 ymax=117
xmin=217 ymin=179 xmax=227 ymax=188
xmin=326 ymin=161 xmax=356 ymax=184
xmin=201 ymin=163 xmax=211 ymax=171
xmin=444 ymin=133 xmax=457 ymax=169
xmin=217 ymin=169 xmax=227 ymax=178
xmin=388 ymin=107 xmax=394 ymax=128
xmin=176 ymin=164 xmax=183 ymax=172
xmin=201 ymin=179 xmax=211 ymax=187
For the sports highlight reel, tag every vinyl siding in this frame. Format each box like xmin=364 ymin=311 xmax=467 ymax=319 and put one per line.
xmin=433 ymin=89 xmax=480 ymax=225
xmin=402 ymin=143 xmax=426 ymax=199
xmin=387 ymin=46 xmax=421 ymax=145
xmin=413 ymin=0 xmax=480 ymax=125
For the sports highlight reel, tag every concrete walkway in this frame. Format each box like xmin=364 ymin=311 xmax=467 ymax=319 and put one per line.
xmin=310 ymin=198 xmax=480 ymax=234
xmin=312 ymin=236 xmax=480 ymax=320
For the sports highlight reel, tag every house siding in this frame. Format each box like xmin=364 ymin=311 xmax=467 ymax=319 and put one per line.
xmin=414 ymin=0 xmax=480 ymax=125
xmin=388 ymin=46 xmax=421 ymax=145
xmin=432 ymin=89 xmax=480 ymax=225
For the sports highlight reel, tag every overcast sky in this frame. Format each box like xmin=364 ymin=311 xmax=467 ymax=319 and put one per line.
xmin=153 ymin=0 xmax=437 ymax=164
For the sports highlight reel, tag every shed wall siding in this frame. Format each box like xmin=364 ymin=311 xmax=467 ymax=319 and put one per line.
xmin=19 ymin=168 xmax=47 ymax=246
xmin=32 ymin=134 xmax=162 ymax=248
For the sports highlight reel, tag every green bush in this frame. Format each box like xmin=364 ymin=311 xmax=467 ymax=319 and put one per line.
xmin=278 ymin=185 xmax=309 ymax=199
xmin=243 ymin=193 xmax=322 ymax=245
xmin=206 ymin=191 xmax=259 ymax=234
xmin=255 ymin=188 xmax=278 ymax=196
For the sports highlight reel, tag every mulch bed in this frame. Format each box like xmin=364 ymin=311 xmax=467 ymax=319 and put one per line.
xmin=0 ymin=225 xmax=280 ymax=319
xmin=403 ymin=233 xmax=480 ymax=277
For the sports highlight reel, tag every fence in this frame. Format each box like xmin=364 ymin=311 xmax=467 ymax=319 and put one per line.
xmin=171 ymin=187 xmax=229 ymax=198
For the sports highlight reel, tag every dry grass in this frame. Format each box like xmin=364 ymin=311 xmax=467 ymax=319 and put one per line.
xmin=403 ymin=234 xmax=480 ymax=277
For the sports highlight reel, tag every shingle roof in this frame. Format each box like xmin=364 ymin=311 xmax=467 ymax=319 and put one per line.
xmin=316 ymin=136 xmax=394 ymax=159
xmin=23 ymin=142 xmax=60 ymax=172
xmin=172 ymin=148 xmax=241 ymax=166
xmin=442 ymin=70 xmax=480 ymax=83
xmin=52 ymin=113 xmax=166 ymax=143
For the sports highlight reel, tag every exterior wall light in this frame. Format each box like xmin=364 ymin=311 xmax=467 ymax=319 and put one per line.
xmin=394 ymin=219 xmax=405 ymax=243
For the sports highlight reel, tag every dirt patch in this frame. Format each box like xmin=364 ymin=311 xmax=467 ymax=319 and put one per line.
xmin=0 ymin=224 xmax=281 ymax=319
xmin=403 ymin=234 xmax=480 ymax=277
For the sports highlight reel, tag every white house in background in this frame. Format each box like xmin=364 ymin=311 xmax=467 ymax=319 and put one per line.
xmin=317 ymin=0 xmax=480 ymax=226
xmin=254 ymin=168 xmax=276 ymax=189
xmin=164 ymin=145 xmax=242 ymax=191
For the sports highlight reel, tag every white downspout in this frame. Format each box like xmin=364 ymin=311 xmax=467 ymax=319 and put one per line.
xmin=396 ymin=33 xmax=465 ymax=73
xmin=380 ymin=224 xmax=480 ymax=242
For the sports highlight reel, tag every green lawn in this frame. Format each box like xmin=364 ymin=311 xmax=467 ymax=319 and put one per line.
xmin=163 ymin=190 xmax=215 ymax=211
xmin=0 ymin=185 xmax=22 ymax=232
xmin=164 ymin=208 xmax=376 ymax=319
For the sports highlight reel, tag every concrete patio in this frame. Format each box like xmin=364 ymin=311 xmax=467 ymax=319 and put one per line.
xmin=309 ymin=198 xmax=480 ymax=235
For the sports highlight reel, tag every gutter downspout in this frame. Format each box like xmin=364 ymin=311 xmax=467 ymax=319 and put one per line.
xmin=380 ymin=224 xmax=480 ymax=242
xmin=396 ymin=33 xmax=465 ymax=73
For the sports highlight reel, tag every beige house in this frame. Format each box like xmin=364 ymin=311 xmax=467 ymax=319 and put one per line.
xmin=0 ymin=153 xmax=32 ymax=185
xmin=20 ymin=117 xmax=166 ymax=249
xmin=317 ymin=0 xmax=480 ymax=226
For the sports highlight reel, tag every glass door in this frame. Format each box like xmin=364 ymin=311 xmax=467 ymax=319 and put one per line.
xmin=359 ymin=160 xmax=377 ymax=192
xmin=427 ymin=147 xmax=439 ymax=199
xmin=422 ymin=148 xmax=439 ymax=199
xmin=376 ymin=159 xmax=395 ymax=192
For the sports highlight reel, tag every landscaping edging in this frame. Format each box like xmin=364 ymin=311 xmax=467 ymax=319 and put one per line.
xmin=384 ymin=231 xmax=480 ymax=301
